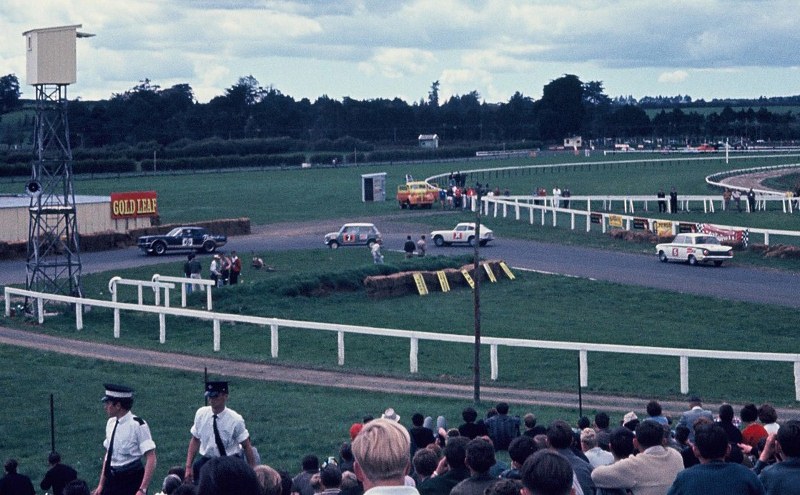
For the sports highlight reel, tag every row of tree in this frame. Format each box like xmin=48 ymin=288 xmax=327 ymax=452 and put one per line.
xmin=1 ymin=73 xmax=799 ymax=150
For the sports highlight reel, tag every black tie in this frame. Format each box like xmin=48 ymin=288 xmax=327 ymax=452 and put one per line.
xmin=105 ymin=419 xmax=119 ymax=474
xmin=213 ymin=414 xmax=227 ymax=456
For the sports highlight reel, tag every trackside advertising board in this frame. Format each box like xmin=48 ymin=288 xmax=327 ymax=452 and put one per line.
xmin=111 ymin=191 xmax=158 ymax=219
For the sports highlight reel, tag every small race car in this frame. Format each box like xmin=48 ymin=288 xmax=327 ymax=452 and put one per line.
xmin=324 ymin=223 xmax=382 ymax=249
xmin=656 ymin=233 xmax=733 ymax=266
xmin=137 ymin=226 xmax=227 ymax=256
xmin=430 ymin=222 xmax=494 ymax=247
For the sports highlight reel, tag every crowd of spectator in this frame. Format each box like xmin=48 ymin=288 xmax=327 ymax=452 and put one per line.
xmin=3 ymin=399 xmax=798 ymax=495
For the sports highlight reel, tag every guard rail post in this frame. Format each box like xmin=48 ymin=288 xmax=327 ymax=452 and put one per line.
xmin=579 ymin=350 xmax=588 ymax=387
xmin=680 ymin=356 xmax=689 ymax=394
xmin=337 ymin=331 xmax=345 ymax=366
xmin=491 ymin=344 xmax=498 ymax=380
xmin=75 ymin=301 xmax=83 ymax=330
xmin=270 ymin=324 xmax=279 ymax=358
xmin=410 ymin=337 xmax=418 ymax=373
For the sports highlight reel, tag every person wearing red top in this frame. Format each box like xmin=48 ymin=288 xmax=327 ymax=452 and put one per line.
xmin=740 ymin=403 xmax=768 ymax=449
xmin=229 ymin=251 xmax=242 ymax=285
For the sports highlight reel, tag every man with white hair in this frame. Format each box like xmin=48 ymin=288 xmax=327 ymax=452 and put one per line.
xmin=352 ymin=419 xmax=418 ymax=495
xmin=581 ymin=428 xmax=613 ymax=468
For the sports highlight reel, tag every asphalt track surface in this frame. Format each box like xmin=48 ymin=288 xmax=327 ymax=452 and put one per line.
xmin=1 ymin=215 xmax=799 ymax=415
xmin=1 ymin=214 xmax=798 ymax=307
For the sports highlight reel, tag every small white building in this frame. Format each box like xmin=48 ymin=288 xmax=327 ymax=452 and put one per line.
xmin=23 ymin=24 xmax=93 ymax=85
xmin=564 ymin=136 xmax=582 ymax=148
xmin=418 ymin=134 xmax=439 ymax=149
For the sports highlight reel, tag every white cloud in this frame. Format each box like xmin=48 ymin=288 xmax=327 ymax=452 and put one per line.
xmin=358 ymin=48 xmax=436 ymax=78
xmin=3 ymin=0 xmax=800 ymax=103
xmin=658 ymin=70 xmax=689 ymax=84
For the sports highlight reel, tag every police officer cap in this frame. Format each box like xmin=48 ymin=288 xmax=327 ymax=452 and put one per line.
xmin=205 ymin=381 xmax=229 ymax=398
xmin=101 ymin=383 xmax=134 ymax=402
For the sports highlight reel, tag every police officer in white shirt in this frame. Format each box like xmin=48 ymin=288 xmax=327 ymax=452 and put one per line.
xmin=184 ymin=381 xmax=256 ymax=484
xmin=93 ymin=384 xmax=157 ymax=495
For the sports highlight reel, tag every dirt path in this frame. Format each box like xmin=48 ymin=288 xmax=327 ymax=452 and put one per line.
xmin=1 ymin=325 xmax=798 ymax=418
xmin=719 ymin=169 xmax=793 ymax=191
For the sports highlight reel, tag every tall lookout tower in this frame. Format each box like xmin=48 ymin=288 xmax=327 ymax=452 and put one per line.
xmin=22 ymin=25 xmax=93 ymax=304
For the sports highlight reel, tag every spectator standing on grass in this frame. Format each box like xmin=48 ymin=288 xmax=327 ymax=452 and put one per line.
xmin=0 ymin=459 xmax=35 ymax=495
xmin=732 ymin=189 xmax=742 ymax=212
xmin=552 ymin=186 xmax=561 ymax=207
xmin=723 ymin=189 xmax=732 ymax=211
xmin=666 ymin=423 xmax=764 ymax=495
xmin=209 ymin=255 xmax=221 ymax=287
xmin=657 ymin=189 xmax=667 ymax=213
xmin=669 ymin=187 xmax=678 ymax=214
xmin=220 ymin=253 xmax=232 ymax=285
xmin=230 ymin=251 xmax=242 ymax=285
xmin=747 ymin=188 xmax=757 ymax=212
xmin=416 ymin=236 xmax=426 ymax=257
xmin=187 ymin=254 xmax=203 ymax=293
xmin=404 ymin=236 xmax=416 ymax=258
xmin=40 ymin=451 xmax=78 ymax=495
xmin=485 ymin=402 xmax=520 ymax=451
xmin=184 ymin=255 xmax=194 ymax=293
xmin=351 ymin=419 xmax=419 ymax=495
xmin=371 ymin=240 xmax=384 ymax=264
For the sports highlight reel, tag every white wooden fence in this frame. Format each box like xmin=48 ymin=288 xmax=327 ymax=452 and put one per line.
xmin=6 ymin=286 xmax=800 ymax=400
xmin=479 ymin=195 xmax=800 ymax=245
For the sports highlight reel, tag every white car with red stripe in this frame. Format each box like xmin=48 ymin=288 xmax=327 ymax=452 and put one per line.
xmin=656 ymin=233 xmax=733 ymax=266
xmin=431 ymin=222 xmax=493 ymax=247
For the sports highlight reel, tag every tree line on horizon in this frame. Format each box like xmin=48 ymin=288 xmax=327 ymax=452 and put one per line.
xmin=1 ymin=72 xmax=800 ymax=153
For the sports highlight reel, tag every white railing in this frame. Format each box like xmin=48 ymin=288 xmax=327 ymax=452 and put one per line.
xmin=151 ymin=274 xmax=215 ymax=310
xmin=480 ymin=195 xmax=800 ymax=245
xmin=6 ymin=286 xmax=800 ymax=400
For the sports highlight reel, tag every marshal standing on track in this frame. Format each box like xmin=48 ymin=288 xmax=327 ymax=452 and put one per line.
xmin=94 ymin=384 xmax=157 ymax=495
xmin=184 ymin=381 xmax=256 ymax=484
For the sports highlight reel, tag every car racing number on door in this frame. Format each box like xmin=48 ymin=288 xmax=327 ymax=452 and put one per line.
xmin=182 ymin=238 xmax=193 ymax=246
xmin=671 ymin=247 xmax=679 ymax=256
xmin=343 ymin=234 xmax=355 ymax=242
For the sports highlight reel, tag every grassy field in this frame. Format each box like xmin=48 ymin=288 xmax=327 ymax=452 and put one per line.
xmin=7 ymin=248 xmax=799 ymax=407
xmin=2 ymin=344 xmax=590 ymax=488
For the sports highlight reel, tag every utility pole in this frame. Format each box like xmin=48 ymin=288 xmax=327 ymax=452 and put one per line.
xmin=473 ymin=188 xmax=483 ymax=404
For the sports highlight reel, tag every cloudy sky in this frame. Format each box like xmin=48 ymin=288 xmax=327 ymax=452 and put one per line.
xmin=2 ymin=0 xmax=799 ymax=105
